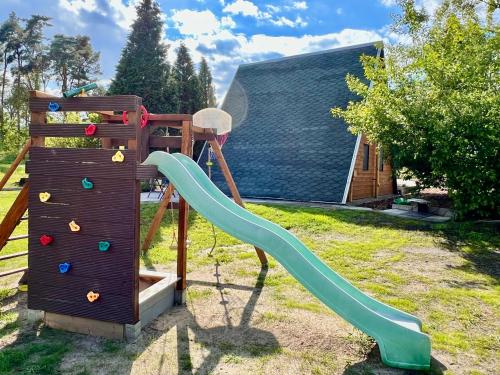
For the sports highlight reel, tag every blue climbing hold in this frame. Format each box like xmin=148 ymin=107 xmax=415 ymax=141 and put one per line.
xmin=48 ymin=102 xmax=60 ymax=112
xmin=98 ymin=241 xmax=110 ymax=252
xmin=59 ymin=262 xmax=71 ymax=273
xmin=81 ymin=177 xmax=94 ymax=189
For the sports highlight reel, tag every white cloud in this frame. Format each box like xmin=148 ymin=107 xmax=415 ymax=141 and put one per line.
xmin=266 ymin=4 xmax=281 ymax=13
xmin=221 ymin=16 xmax=236 ymax=29
xmin=380 ymin=0 xmax=441 ymax=15
xmin=107 ymin=0 xmax=139 ymax=30
xmin=223 ymin=0 xmax=260 ymax=17
xmin=58 ymin=0 xmax=138 ymax=30
xmin=165 ymin=26 xmax=383 ymax=99
xmin=59 ymin=0 xmax=98 ymax=13
xmin=379 ymin=0 xmax=397 ymax=6
xmin=223 ymin=0 xmax=311 ymax=26
xmin=171 ymin=9 xmax=222 ymax=36
xmin=292 ymin=1 xmax=308 ymax=10
xmin=271 ymin=16 xmax=307 ymax=28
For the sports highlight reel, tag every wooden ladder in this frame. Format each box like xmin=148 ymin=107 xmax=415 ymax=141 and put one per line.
xmin=0 ymin=140 xmax=31 ymax=279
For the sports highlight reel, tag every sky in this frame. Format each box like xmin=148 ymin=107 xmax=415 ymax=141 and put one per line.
xmin=0 ymin=0 xmax=441 ymax=99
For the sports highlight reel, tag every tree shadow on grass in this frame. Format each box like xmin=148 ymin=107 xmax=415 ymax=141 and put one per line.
xmin=150 ymin=265 xmax=280 ymax=374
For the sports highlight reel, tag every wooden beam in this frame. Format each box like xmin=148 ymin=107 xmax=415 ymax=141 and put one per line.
xmin=136 ymin=165 xmax=159 ymax=180
xmin=0 ymin=182 xmax=29 ymax=250
xmin=208 ymin=135 xmax=268 ymax=266
xmin=0 ymin=251 xmax=28 ymax=261
xmin=30 ymin=123 xmax=136 ymax=139
xmin=375 ymin=146 xmax=380 ymax=198
xmin=0 ymin=139 xmax=30 ymax=191
xmin=29 ymin=96 xmax=141 ymax=112
xmin=176 ymin=120 xmax=192 ymax=291
xmin=141 ymin=184 xmax=174 ymax=253
xmin=149 ymin=114 xmax=192 ymax=122
xmin=0 ymin=267 xmax=28 ymax=278
xmin=149 ymin=136 xmax=182 ymax=149
xmin=128 ymin=105 xmax=142 ymax=324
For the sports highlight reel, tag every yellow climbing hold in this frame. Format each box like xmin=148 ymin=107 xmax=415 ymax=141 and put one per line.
xmin=112 ymin=150 xmax=125 ymax=163
xmin=69 ymin=220 xmax=81 ymax=232
xmin=39 ymin=192 xmax=51 ymax=202
xmin=87 ymin=291 xmax=100 ymax=302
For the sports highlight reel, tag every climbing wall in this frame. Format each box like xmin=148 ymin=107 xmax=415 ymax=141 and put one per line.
xmin=27 ymin=94 xmax=145 ymax=324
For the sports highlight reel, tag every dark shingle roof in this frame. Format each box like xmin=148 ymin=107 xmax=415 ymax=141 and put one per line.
xmin=200 ymin=42 xmax=381 ymax=203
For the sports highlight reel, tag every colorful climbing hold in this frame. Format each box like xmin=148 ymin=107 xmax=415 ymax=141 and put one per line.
xmin=81 ymin=177 xmax=94 ymax=189
xmin=59 ymin=262 xmax=71 ymax=273
xmin=39 ymin=234 xmax=54 ymax=246
xmin=87 ymin=291 xmax=100 ymax=302
xmin=206 ymin=161 xmax=213 ymax=167
xmin=39 ymin=192 xmax=51 ymax=202
xmin=68 ymin=220 xmax=80 ymax=232
xmin=84 ymin=123 xmax=97 ymax=136
xmin=112 ymin=150 xmax=125 ymax=163
xmin=48 ymin=102 xmax=59 ymax=112
xmin=98 ymin=241 xmax=111 ymax=252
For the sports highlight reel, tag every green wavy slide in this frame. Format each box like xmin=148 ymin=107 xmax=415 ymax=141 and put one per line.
xmin=143 ymin=151 xmax=431 ymax=370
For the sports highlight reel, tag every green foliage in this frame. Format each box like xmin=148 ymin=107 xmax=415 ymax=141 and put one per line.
xmin=172 ymin=43 xmax=202 ymax=114
xmin=108 ymin=1 xmax=216 ymax=115
xmin=332 ymin=0 xmax=499 ymax=218
xmin=0 ymin=11 xmax=99 ymax=151
xmin=108 ymin=0 xmax=174 ymax=113
xmin=198 ymin=57 xmax=217 ymax=108
xmin=49 ymin=34 xmax=100 ymax=94
xmin=45 ymin=112 xmax=100 ymax=149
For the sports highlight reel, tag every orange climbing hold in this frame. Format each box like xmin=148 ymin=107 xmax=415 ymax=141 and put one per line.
xmin=39 ymin=192 xmax=51 ymax=202
xmin=68 ymin=220 xmax=80 ymax=232
xmin=112 ymin=150 xmax=125 ymax=163
xmin=87 ymin=291 xmax=100 ymax=302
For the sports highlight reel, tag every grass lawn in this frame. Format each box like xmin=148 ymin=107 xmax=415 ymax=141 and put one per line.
xmin=0 ymin=159 xmax=499 ymax=374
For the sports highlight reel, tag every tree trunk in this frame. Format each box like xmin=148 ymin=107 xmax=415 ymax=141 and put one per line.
xmin=16 ymin=51 xmax=21 ymax=133
xmin=0 ymin=54 xmax=7 ymax=139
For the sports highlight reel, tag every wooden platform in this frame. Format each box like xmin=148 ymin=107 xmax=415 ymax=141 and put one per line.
xmin=32 ymin=270 xmax=178 ymax=340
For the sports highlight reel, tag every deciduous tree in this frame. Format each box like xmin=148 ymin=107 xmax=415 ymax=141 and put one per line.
xmin=332 ymin=0 xmax=499 ymax=218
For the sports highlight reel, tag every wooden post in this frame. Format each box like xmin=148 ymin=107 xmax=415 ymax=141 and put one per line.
xmin=176 ymin=120 xmax=192 ymax=294
xmin=208 ymin=136 xmax=268 ymax=266
xmin=141 ymin=184 xmax=173 ymax=252
xmin=0 ymin=182 xmax=29 ymax=250
xmin=0 ymin=139 xmax=30 ymax=191
xmin=126 ymin=99 xmax=142 ymax=322
xmin=375 ymin=145 xmax=380 ymax=198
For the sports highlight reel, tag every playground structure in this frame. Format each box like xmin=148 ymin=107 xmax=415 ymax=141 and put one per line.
xmin=0 ymin=90 xmax=431 ymax=370
xmin=0 ymin=90 xmax=265 ymax=339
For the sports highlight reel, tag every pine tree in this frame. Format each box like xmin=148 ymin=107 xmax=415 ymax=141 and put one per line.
xmin=108 ymin=0 xmax=172 ymax=112
xmin=172 ymin=43 xmax=201 ymax=114
xmin=198 ymin=57 xmax=216 ymax=108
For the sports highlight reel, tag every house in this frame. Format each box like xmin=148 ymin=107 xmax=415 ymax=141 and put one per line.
xmin=200 ymin=42 xmax=395 ymax=203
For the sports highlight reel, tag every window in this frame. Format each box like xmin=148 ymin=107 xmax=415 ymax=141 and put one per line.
xmin=378 ymin=148 xmax=384 ymax=171
xmin=363 ymin=144 xmax=370 ymax=170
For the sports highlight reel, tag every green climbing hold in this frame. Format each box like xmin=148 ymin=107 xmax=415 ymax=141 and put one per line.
xmin=206 ymin=161 xmax=213 ymax=167
xmin=98 ymin=241 xmax=110 ymax=252
xmin=81 ymin=177 xmax=94 ymax=189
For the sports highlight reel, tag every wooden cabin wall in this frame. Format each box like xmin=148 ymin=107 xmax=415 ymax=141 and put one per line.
xmin=348 ymin=134 xmax=393 ymax=202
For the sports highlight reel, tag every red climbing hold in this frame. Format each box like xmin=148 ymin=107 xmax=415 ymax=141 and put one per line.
xmin=85 ymin=123 xmax=97 ymax=136
xmin=39 ymin=234 xmax=54 ymax=246
xmin=122 ymin=105 xmax=149 ymax=128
